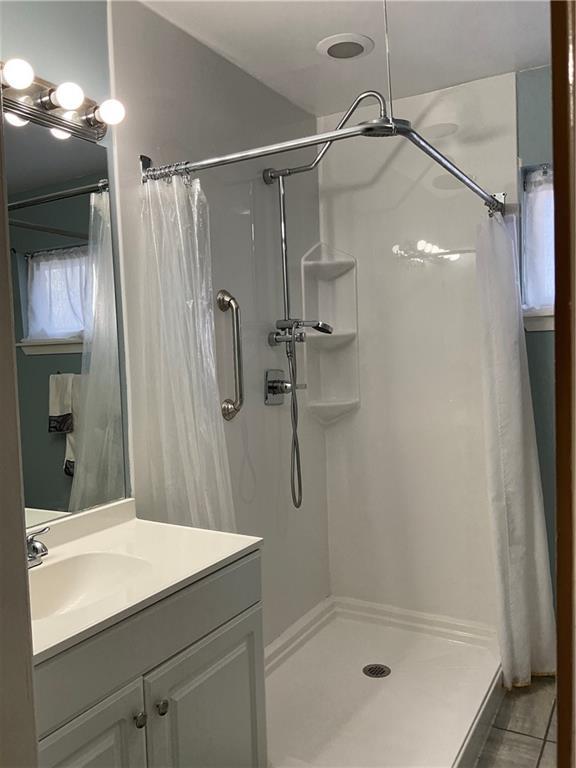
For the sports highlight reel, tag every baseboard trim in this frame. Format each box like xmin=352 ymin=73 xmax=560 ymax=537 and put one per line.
xmin=265 ymin=596 xmax=498 ymax=675
xmin=265 ymin=598 xmax=335 ymax=674
xmin=334 ymin=596 xmax=498 ymax=648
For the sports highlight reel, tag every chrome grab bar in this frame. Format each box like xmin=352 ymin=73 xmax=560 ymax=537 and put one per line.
xmin=217 ymin=289 xmax=244 ymax=420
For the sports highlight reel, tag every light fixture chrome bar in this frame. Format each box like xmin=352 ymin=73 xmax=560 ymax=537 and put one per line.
xmin=395 ymin=123 xmax=504 ymax=213
xmin=142 ymin=123 xmax=373 ymax=181
xmin=8 ymin=180 xmax=108 ymax=211
xmin=264 ymin=90 xmax=388 ymax=183
xmin=3 ymin=94 xmax=106 ymax=143
xmin=9 ymin=219 xmax=87 ymax=240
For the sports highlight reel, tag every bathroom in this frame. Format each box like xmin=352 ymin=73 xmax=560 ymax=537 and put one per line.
xmin=0 ymin=1 xmax=566 ymax=766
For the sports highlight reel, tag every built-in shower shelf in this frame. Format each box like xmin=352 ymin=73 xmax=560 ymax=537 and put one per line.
xmin=307 ymin=399 xmax=360 ymax=424
xmin=303 ymin=259 xmax=355 ymax=281
xmin=302 ymin=242 xmax=359 ymax=426
xmin=306 ymin=330 xmax=356 ymax=350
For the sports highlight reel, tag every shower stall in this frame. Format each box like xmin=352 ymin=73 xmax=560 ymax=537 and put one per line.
xmin=111 ymin=2 xmax=554 ymax=765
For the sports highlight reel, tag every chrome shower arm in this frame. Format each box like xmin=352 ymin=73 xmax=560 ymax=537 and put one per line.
xmin=142 ymin=123 xmax=372 ymax=181
xmin=395 ymin=122 xmax=504 ymax=214
xmin=141 ymin=88 xmax=504 ymax=215
xmin=263 ymin=90 xmax=389 ymax=183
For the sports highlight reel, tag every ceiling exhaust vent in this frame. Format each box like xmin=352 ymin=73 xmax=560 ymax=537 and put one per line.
xmin=317 ymin=33 xmax=375 ymax=60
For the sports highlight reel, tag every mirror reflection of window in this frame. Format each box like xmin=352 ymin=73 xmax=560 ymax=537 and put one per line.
xmin=26 ymin=246 xmax=90 ymax=341
xmin=4 ymin=119 xmax=125 ymax=527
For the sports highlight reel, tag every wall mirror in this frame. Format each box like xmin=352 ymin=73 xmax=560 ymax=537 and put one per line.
xmin=1 ymin=1 xmax=126 ymax=528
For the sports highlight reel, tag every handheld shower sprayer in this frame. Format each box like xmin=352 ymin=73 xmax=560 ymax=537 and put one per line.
xmin=270 ymin=318 xmax=333 ymax=345
xmin=306 ymin=320 xmax=333 ymax=334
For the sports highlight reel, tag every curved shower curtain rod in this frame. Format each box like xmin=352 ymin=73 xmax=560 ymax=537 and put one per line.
xmin=141 ymin=90 xmax=504 ymax=214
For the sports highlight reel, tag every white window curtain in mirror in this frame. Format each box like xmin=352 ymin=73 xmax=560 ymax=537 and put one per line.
xmin=69 ymin=191 xmax=124 ymax=511
xmin=26 ymin=245 xmax=89 ymax=339
xmin=476 ymin=214 xmax=555 ymax=688
xmin=522 ymin=167 xmax=554 ymax=311
xmin=138 ymin=176 xmax=236 ymax=532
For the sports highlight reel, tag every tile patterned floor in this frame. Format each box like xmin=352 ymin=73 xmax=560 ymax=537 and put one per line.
xmin=477 ymin=679 xmax=556 ymax=767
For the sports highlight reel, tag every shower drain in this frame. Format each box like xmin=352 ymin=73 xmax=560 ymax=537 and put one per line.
xmin=362 ymin=664 xmax=391 ymax=678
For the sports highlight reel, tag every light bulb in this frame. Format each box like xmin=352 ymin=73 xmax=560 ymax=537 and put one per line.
xmin=52 ymin=82 xmax=84 ymax=110
xmin=2 ymin=58 xmax=35 ymax=89
xmin=50 ymin=127 xmax=71 ymax=141
xmin=94 ymin=99 xmax=125 ymax=125
xmin=4 ymin=112 xmax=28 ymax=127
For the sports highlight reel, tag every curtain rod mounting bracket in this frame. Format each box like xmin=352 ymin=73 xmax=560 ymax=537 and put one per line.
xmin=140 ymin=155 xmax=152 ymax=183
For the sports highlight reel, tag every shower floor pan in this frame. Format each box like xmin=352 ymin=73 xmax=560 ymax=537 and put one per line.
xmin=266 ymin=599 xmax=501 ymax=767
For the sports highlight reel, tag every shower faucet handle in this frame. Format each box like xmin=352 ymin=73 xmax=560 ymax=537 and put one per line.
xmin=265 ymin=369 xmax=306 ymax=405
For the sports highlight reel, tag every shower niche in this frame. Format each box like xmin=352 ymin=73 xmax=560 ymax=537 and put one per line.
xmin=302 ymin=243 xmax=359 ymax=424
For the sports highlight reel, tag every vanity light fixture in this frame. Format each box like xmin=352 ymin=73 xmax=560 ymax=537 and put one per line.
xmin=4 ymin=96 xmax=32 ymax=127
xmin=40 ymin=81 xmax=85 ymax=111
xmin=86 ymin=98 xmax=126 ymax=126
xmin=4 ymin=111 xmax=29 ymax=127
xmin=1 ymin=58 xmax=35 ymax=90
xmin=50 ymin=127 xmax=71 ymax=140
xmin=1 ymin=63 xmax=124 ymax=142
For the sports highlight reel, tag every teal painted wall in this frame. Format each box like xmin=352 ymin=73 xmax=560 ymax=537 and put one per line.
xmin=517 ymin=67 xmax=553 ymax=167
xmin=9 ymin=175 xmax=103 ymax=511
xmin=516 ymin=66 xmax=556 ymax=585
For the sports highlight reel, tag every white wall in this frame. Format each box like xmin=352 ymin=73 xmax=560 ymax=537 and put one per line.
xmin=108 ymin=1 xmax=330 ymax=643
xmin=317 ymin=74 xmax=518 ymax=625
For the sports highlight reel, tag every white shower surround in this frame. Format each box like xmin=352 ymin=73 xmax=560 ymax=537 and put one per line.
xmin=317 ymin=73 xmax=518 ymax=628
xmin=263 ymin=73 xmax=519 ymax=768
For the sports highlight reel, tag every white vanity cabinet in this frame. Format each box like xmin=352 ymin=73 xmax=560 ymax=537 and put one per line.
xmin=144 ymin=607 xmax=263 ymax=767
xmin=35 ymin=551 xmax=267 ymax=768
xmin=38 ymin=680 xmax=147 ymax=767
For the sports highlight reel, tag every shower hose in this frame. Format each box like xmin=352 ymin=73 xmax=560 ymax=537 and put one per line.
xmin=286 ymin=321 xmax=303 ymax=508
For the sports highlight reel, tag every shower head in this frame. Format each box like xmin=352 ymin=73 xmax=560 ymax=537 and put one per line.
xmin=306 ymin=320 xmax=333 ymax=334
xmin=360 ymin=117 xmax=412 ymax=137
xmin=275 ymin=319 xmax=334 ymax=334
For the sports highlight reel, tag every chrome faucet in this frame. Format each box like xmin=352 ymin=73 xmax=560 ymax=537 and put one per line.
xmin=26 ymin=526 xmax=50 ymax=569
xmin=268 ymin=319 xmax=333 ymax=346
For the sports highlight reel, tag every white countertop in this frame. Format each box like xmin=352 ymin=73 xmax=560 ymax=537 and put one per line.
xmin=30 ymin=499 xmax=261 ymax=664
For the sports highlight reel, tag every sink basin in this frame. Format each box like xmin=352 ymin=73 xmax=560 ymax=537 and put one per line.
xmin=29 ymin=552 xmax=152 ymax=621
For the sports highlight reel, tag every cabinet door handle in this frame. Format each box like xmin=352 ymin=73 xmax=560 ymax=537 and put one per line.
xmin=134 ymin=711 xmax=148 ymax=729
xmin=156 ymin=699 xmax=170 ymax=716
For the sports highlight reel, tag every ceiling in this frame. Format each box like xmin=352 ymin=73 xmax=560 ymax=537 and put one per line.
xmin=5 ymin=121 xmax=107 ymax=197
xmin=146 ymin=0 xmax=550 ymax=117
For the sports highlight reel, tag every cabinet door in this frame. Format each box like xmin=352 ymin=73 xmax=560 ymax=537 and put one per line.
xmin=145 ymin=605 xmax=267 ymax=768
xmin=38 ymin=679 xmax=147 ymax=768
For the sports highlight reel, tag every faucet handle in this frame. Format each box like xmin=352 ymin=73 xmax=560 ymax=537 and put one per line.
xmin=26 ymin=526 xmax=50 ymax=542
xmin=26 ymin=527 xmax=50 ymax=559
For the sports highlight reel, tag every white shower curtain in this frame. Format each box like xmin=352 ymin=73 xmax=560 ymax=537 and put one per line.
xmin=137 ymin=176 xmax=236 ymax=531
xmin=476 ymin=213 xmax=555 ymax=688
xmin=69 ymin=191 xmax=124 ymax=511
